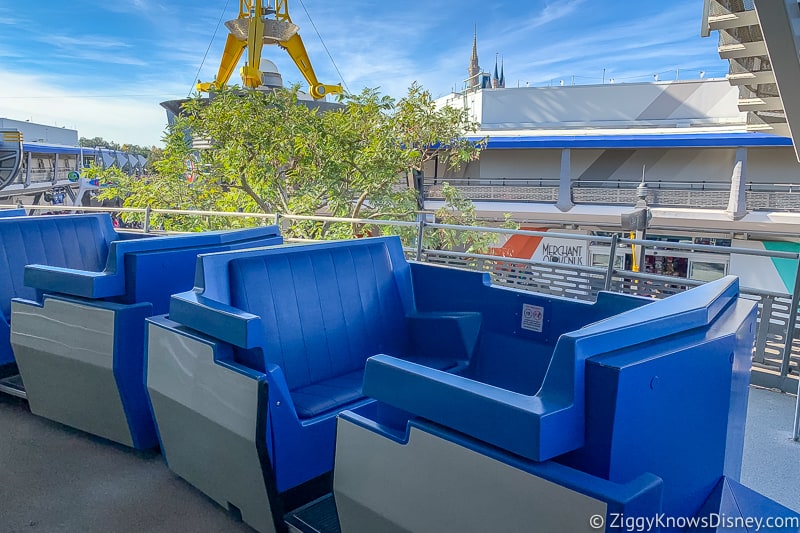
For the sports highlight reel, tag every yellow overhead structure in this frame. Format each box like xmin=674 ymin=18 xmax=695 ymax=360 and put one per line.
xmin=196 ymin=0 xmax=343 ymax=99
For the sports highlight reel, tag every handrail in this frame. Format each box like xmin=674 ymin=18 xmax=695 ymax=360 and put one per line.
xmin=424 ymin=177 xmax=800 ymax=192
xmin=620 ymin=236 xmax=800 ymax=260
xmin=422 ymin=248 xmax=607 ymax=273
xmin=149 ymin=208 xmax=275 ymax=220
xmin=281 ymin=213 xmax=419 ymax=228
xmin=18 ymin=204 xmax=148 ymax=214
xmin=424 ymin=223 xmax=615 ymax=244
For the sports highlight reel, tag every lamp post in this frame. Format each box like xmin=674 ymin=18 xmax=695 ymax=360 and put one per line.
xmin=621 ymin=176 xmax=651 ymax=273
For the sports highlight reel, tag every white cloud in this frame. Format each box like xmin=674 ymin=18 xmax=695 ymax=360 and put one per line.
xmin=0 ymin=69 xmax=174 ymax=146
xmin=48 ymin=34 xmax=132 ymax=50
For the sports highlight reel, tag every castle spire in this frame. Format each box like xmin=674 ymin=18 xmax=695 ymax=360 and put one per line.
xmin=468 ymin=25 xmax=480 ymax=89
xmin=499 ymin=56 xmax=505 ymax=88
xmin=492 ymin=52 xmax=499 ymax=88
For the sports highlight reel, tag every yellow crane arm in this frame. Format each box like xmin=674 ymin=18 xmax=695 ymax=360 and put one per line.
xmin=196 ymin=33 xmax=247 ymax=92
xmin=197 ymin=0 xmax=342 ymax=99
xmin=241 ymin=2 xmax=265 ymax=89
xmin=197 ymin=0 xmax=254 ymax=92
xmin=280 ymin=33 xmax=341 ymax=99
xmin=273 ymin=0 xmax=341 ymax=99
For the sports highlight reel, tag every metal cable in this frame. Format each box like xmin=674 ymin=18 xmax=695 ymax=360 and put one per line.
xmin=188 ymin=0 xmax=233 ymax=97
xmin=296 ymin=0 xmax=350 ymax=94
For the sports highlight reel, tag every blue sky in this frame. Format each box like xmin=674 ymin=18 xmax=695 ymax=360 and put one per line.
xmin=0 ymin=0 xmax=729 ymax=147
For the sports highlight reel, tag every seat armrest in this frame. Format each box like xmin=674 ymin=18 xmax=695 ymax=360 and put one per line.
xmin=169 ymin=290 xmax=263 ymax=349
xmin=24 ymin=264 xmax=124 ymax=299
xmin=363 ymin=354 xmax=550 ymax=461
xmin=407 ymin=311 xmax=482 ymax=362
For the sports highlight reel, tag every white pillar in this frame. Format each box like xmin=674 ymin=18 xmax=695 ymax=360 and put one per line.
xmin=726 ymin=147 xmax=748 ymax=219
xmin=25 ymin=151 xmax=32 ymax=186
xmin=556 ymin=148 xmax=574 ymax=212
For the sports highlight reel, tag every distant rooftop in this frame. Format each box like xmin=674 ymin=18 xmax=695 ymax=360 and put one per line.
xmin=0 ymin=117 xmax=78 ymax=147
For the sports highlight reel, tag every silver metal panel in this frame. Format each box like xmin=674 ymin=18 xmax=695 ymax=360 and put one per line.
xmin=334 ymin=418 xmax=608 ymax=533
xmin=10 ymin=298 xmax=133 ymax=446
xmin=146 ymin=323 xmax=275 ymax=533
xmin=0 ymin=374 xmax=26 ymax=399
xmin=755 ymin=0 xmax=800 ymax=161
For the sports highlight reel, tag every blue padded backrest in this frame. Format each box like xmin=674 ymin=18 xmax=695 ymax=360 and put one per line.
xmin=228 ymin=240 xmax=412 ymax=390
xmin=0 ymin=208 xmax=26 ymax=218
xmin=0 ymin=214 xmax=115 ymax=320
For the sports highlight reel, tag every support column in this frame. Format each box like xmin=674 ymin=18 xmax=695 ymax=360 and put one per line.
xmin=556 ymin=148 xmax=574 ymax=212
xmin=25 ymin=151 xmax=31 ymax=187
xmin=726 ymin=147 xmax=748 ymax=219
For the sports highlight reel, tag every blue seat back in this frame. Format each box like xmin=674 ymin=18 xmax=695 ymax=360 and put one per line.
xmin=0 ymin=208 xmax=25 ymax=218
xmin=228 ymin=239 xmax=412 ymax=391
xmin=0 ymin=214 xmax=116 ymax=321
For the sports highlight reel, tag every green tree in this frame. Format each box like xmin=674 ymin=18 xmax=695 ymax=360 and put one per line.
xmin=80 ymin=136 xmax=120 ymax=151
xmin=80 ymin=137 xmax=156 ymax=161
xmin=104 ymin=84 xmax=492 ymax=240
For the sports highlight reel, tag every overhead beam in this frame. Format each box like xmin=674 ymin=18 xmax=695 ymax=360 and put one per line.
xmin=754 ymin=0 xmax=800 ymax=161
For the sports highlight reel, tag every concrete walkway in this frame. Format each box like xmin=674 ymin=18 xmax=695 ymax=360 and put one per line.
xmin=0 ymin=394 xmax=251 ymax=532
xmin=1 ymin=386 xmax=799 ymax=531
xmin=741 ymin=386 xmax=800 ymax=513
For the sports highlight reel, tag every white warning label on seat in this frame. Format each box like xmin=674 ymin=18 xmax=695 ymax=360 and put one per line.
xmin=521 ymin=304 xmax=544 ymax=333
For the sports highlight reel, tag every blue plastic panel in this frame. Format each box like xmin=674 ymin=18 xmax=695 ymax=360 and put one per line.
xmin=0 ymin=214 xmax=117 ymax=366
xmin=471 ymin=132 xmax=794 ymax=149
xmin=0 ymin=208 xmax=25 ymax=218
xmin=24 ymin=225 xmax=282 ymax=301
xmin=363 ymin=276 xmax=744 ymax=462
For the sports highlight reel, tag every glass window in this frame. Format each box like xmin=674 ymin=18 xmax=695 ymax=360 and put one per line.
xmin=689 ymin=261 xmax=726 ymax=282
xmin=591 ymin=253 xmax=624 ymax=268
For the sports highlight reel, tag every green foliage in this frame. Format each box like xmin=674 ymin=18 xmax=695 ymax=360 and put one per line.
xmin=79 ymin=136 xmax=158 ymax=160
xmin=105 ymin=83 xmax=493 ymax=244
xmin=424 ymin=182 xmax=505 ymax=253
xmin=83 ymin=161 xmax=127 ymax=186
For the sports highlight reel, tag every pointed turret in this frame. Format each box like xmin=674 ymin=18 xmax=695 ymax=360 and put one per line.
xmin=492 ymin=53 xmax=500 ymax=88
xmin=499 ymin=56 xmax=505 ymax=88
xmin=468 ymin=26 xmax=480 ymax=90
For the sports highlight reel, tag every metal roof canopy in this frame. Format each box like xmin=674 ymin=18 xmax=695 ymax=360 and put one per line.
xmin=470 ymin=132 xmax=794 ymax=149
xmin=23 ymin=143 xmax=89 ymax=155
xmin=754 ymin=0 xmax=800 ymax=161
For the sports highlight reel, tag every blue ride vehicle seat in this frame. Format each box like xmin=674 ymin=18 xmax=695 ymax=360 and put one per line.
xmin=224 ymin=245 xmax=475 ymax=420
xmin=7 ymin=213 xmax=283 ymax=450
xmin=0 ymin=213 xmax=117 ymax=370
xmin=145 ymin=236 xmax=481 ymax=531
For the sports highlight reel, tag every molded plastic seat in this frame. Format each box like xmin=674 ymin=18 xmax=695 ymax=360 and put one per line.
xmin=145 ymin=236 xmax=484 ymax=531
xmin=0 ymin=213 xmax=117 ymax=368
xmin=9 ymin=220 xmax=283 ymax=449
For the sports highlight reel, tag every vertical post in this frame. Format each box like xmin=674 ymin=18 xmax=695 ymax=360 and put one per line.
xmin=143 ymin=206 xmax=151 ymax=234
xmin=415 ymin=218 xmax=425 ymax=261
xmin=726 ymin=147 xmax=748 ymax=219
xmin=53 ymin=153 xmax=59 ymax=183
xmin=274 ymin=212 xmax=281 ymax=230
xmin=25 ymin=151 xmax=31 ymax=187
xmin=556 ymin=148 xmax=574 ymax=212
xmin=635 ymin=227 xmax=648 ymax=273
xmin=604 ymin=233 xmax=619 ymax=291
xmin=780 ymin=256 xmax=800 ymax=377
xmin=794 ymin=377 xmax=800 ymax=440
xmin=753 ymin=296 xmax=773 ymax=364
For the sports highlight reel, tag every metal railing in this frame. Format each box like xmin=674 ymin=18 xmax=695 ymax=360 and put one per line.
xmin=423 ymin=178 xmax=800 ymax=211
xmin=7 ymin=203 xmax=800 ymax=438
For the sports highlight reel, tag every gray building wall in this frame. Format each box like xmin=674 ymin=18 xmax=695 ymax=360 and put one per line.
xmin=0 ymin=118 xmax=79 ymax=146
xmin=438 ymin=79 xmax=746 ymax=129
xmin=431 ymin=146 xmax=800 ymax=186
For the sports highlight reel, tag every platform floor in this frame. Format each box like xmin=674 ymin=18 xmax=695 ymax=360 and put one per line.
xmin=1 ymin=386 xmax=799 ymax=532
